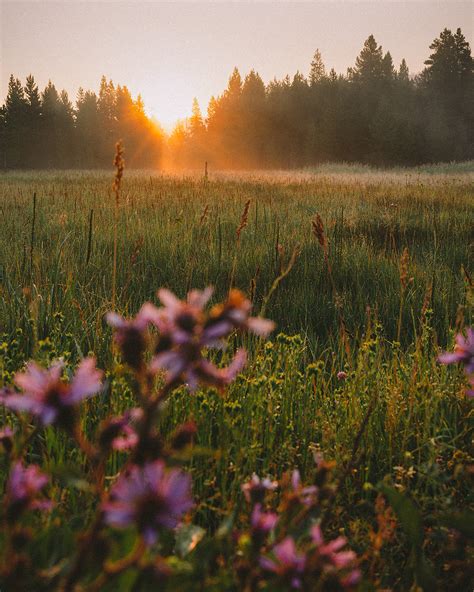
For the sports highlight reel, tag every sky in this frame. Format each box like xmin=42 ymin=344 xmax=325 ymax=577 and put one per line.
xmin=1 ymin=1 xmax=472 ymax=129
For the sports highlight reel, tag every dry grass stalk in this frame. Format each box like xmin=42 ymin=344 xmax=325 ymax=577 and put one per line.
xmin=199 ymin=204 xmax=209 ymax=226
xmin=229 ymin=199 xmax=251 ymax=290
xmin=312 ymin=213 xmax=326 ymax=248
xmin=399 ymin=247 xmax=411 ymax=291
xmin=236 ymin=199 xmax=251 ymax=242
xmin=260 ymin=244 xmax=301 ymax=316
xmin=112 ymin=141 xmax=125 ymax=309
xmin=312 ymin=213 xmax=350 ymax=357
xmin=397 ymin=247 xmax=413 ymax=342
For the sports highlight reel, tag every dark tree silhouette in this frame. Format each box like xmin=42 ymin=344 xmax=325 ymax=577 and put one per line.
xmin=1 ymin=28 xmax=472 ymax=170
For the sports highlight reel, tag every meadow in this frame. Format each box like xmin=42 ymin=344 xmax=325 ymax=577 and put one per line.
xmin=0 ymin=163 xmax=473 ymax=590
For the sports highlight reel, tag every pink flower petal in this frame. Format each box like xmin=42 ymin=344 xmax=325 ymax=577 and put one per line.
xmin=69 ymin=357 xmax=103 ymax=403
xmin=247 ymin=317 xmax=276 ymax=336
xmin=157 ymin=288 xmax=181 ymax=312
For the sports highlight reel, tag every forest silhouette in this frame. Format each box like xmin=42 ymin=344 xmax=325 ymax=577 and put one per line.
xmin=1 ymin=28 xmax=472 ymax=169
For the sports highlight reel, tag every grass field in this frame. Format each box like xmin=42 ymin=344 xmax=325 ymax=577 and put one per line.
xmin=0 ymin=164 xmax=473 ymax=590
xmin=1 ymin=164 xmax=473 ymax=355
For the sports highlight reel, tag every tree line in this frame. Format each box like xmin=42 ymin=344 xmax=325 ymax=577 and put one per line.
xmin=171 ymin=28 xmax=473 ymax=168
xmin=0 ymin=76 xmax=163 ymax=169
xmin=1 ymin=28 xmax=473 ymax=170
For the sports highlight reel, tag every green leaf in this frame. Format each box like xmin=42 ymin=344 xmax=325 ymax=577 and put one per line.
xmin=380 ymin=484 xmax=423 ymax=549
xmin=414 ymin=553 xmax=437 ymax=591
xmin=175 ymin=524 xmax=206 ymax=558
xmin=216 ymin=510 xmax=236 ymax=539
xmin=380 ymin=484 xmax=437 ymax=590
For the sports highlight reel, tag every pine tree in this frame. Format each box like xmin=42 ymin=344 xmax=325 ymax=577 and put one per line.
xmin=397 ymin=59 xmax=410 ymax=83
xmin=241 ymin=71 xmax=267 ymax=165
xmin=189 ymin=98 xmax=205 ymax=138
xmin=309 ymin=49 xmax=326 ymax=85
xmin=0 ymin=106 xmax=7 ymax=169
xmin=226 ymin=67 xmax=242 ymax=99
xmin=58 ymin=90 xmax=75 ymax=167
xmin=349 ymin=35 xmax=385 ymax=82
xmin=76 ymin=89 xmax=100 ymax=167
xmin=4 ymin=75 xmax=27 ymax=168
xmin=22 ymin=76 xmax=42 ymax=167
xmin=422 ymin=27 xmax=473 ymax=160
xmin=423 ymin=28 xmax=473 ymax=95
xmin=382 ymin=52 xmax=395 ymax=81
xmin=98 ymin=76 xmax=117 ymax=164
xmin=40 ymin=81 xmax=62 ymax=166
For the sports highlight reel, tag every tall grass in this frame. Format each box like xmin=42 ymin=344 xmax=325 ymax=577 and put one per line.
xmin=0 ymin=167 xmax=472 ymax=362
xmin=0 ymin=165 xmax=472 ymax=589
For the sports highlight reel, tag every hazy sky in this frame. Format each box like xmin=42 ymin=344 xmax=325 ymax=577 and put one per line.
xmin=1 ymin=1 xmax=472 ymax=128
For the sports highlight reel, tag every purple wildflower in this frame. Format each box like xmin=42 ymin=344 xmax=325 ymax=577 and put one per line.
xmin=251 ymin=503 xmax=278 ymax=535
xmin=112 ymin=424 xmax=139 ymax=451
xmin=6 ymin=462 xmax=52 ymax=521
xmin=290 ymin=469 xmax=318 ymax=506
xmin=438 ymin=328 xmax=474 ymax=374
xmin=242 ymin=473 xmax=278 ymax=505
xmin=203 ymin=289 xmax=276 ymax=341
xmin=260 ymin=537 xmax=306 ymax=589
xmin=99 ymin=409 xmax=142 ymax=452
xmin=1 ymin=358 xmax=103 ymax=428
xmin=337 ymin=371 xmax=348 ymax=381
xmin=152 ymin=347 xmax=247 ymax=391
xmin=149 ymin=287 xmax=274 ymax=391
xmin=106 ymin=303 xmax=162 ymax=369
xmin=102 ymin=460 xmax=193 ymax=545
xmin=310 ymin=525 xmax=360 ymax=587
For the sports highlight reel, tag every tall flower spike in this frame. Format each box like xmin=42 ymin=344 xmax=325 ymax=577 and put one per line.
xmin=1 ymin=358 xmax=103 ymax=428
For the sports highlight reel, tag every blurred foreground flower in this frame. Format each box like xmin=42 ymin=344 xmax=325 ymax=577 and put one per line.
xmin=107 ymin=287 xmax=275 ymax=392
xmin=260 ymin=537 xmax=306 ymax=589
xmin=6 ymin=462 xmax=52 ymax=521
xmin=152 ymin=288 xmax=274 ymax=389
xmin=310 ymin=525 xmax=361 ymax=585
xmin=251 ymin=503 xmax=278 ymax=535
xmin=1 ymin=358 xmax=103 ymax=428
xmin=439 ymin=328 xmax=474 ymax=398
xmin=438 ymin=328 xmax=474 ymax=374
xmin=102 ymin=460 xmax=193 ymax=545
xmin=290 ymin=469 xmax=318 ymax=506
xmin=242 ymin=473 xmax=278 ymax=505
xmin=98 ymin=408 xmax=143 ymax=452
xmin=106 ymin=303 xmax=162 ymax=370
